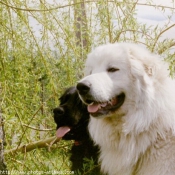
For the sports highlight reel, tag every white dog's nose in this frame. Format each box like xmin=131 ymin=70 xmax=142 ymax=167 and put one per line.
xmin=76 ymin=81 xmax=91 ymax=95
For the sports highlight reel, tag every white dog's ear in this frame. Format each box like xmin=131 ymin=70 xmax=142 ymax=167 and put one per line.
xmin=130 ymin=58 xmax=154 ymax=91
xmin=129 ymin=49 xmax=156 ymax=78
xmin=144 ymin=65 xmax=154 ymax=76
xmin=130 ymin=58 xmax=145 ymax=78
xmin=129 ymin=50 xmax=157 ymax=88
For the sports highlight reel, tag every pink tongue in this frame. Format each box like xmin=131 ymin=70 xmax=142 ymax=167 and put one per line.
xmin=88 ymin=104 xmax=100 ymax=113
xmin=56 ymin=126 xmax=71 ymax=138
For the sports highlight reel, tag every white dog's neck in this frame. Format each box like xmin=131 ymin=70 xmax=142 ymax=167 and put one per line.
xmin=89 ymin=116 xmax=174 ymax=175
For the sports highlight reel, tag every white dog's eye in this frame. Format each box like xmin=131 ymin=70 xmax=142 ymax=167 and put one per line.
xmin=107 ymin=67 xmax=119 ymax=72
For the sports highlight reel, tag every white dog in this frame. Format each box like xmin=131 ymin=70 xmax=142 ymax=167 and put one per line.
xmin=76 ymin=43 xmax=175 ymax=175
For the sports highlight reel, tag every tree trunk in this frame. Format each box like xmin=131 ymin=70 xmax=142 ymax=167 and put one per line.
xmin=0 ymin=112 xmax=7 ymax=173
xmin=74 ymin=0 xmax=89 ymax=59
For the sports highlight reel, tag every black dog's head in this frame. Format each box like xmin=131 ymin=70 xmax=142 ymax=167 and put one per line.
xmin=53 ymin=86 xmax=89 ymax=141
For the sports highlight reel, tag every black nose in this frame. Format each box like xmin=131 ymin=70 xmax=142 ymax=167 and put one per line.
xmin=76 ymin=81 xmax=91 ymax=95
xmin=53 ymin=107 xmax=64 ymax=115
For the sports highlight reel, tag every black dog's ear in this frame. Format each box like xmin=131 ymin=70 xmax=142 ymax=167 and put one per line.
xmin=64 ymin=86 xmax=77 ymax=95
xmin=53 ymin=107 xmax=64 ymax=115
xmin=58 ymin=87 xmax=75 ymax=105
xmin=68 ymin=86 xmax=77 ymax=94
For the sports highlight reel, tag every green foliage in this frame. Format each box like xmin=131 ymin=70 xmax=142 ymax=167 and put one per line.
xmin=0 ymin=0 xmax=175 ymax=174
xmin=5 ymin=141 xmax=73 ymax=174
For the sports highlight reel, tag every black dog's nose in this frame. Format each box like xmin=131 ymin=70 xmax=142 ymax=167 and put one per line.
xmin=77 ymin=81 xmax=91 ymax=95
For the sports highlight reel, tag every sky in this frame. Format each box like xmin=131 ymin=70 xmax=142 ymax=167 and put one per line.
xmin=137 ymin=0 xmax=175 ymax=21
xmin=136 ymin=0 xmax=175 ymax=39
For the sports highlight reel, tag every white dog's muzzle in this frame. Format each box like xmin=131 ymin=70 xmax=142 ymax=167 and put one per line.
xmin=76 ymin=75 xmax=125 ymax=118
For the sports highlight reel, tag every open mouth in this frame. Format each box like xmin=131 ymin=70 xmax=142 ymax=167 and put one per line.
xmin=87 ymin=93 xmax=125 ymax=117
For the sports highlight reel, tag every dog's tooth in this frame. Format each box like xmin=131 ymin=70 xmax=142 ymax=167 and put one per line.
xmin=108 ymin=100 xmax=112 ymax=105
xmin=101 ymin=102 xmax=107 ymax=107
xmin=108 ymin=98 xmax=116 ymax=105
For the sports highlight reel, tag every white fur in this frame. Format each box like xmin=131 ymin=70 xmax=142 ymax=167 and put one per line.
xmin=79 ymin=43 xmax=175 ymax=175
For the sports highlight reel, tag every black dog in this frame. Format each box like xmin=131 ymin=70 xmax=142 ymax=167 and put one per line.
xmin=53 ymin=86 xmax=100 ymax=174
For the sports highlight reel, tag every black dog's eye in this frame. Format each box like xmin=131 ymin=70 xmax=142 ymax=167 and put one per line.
xmin=107 ymin=67 xmax=119 ymax=72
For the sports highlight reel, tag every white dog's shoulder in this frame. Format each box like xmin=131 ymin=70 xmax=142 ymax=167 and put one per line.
xmin=136 ymin=133 xmax=175 ymax=175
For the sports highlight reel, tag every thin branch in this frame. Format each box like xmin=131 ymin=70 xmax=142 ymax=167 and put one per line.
xmin=5 ymin=136 xmax=60 ymax=155
xmin=151 ymin=23 xmax=175 ymax=52
xmin=136 ymin=2 xmax=175 ymax=10
xmin=0 ymin=1 xmax=94 ymax=12
xmin=109 ymin=1 xmax=175 ymax=10
xmin=112 ymin=29 xmax=153 ymax=43
xmin=158 ymin=41 xmax=175 ymax=54
xmin=1 ymin=0 xmax=174 ymax=12
xmin=106 ymin=0 xmax=112 ymax=42
xmin=22 ymin=123 xmax=55 ymax=131
xmin=16 ymin=105 xmax=45 ymax=151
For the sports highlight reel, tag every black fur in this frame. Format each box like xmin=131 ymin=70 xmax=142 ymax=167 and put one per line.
xmin=53 ymin=86 xmax=100 ymax=174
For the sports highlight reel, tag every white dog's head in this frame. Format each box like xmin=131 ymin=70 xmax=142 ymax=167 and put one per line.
xmin=76 ymin=43 xmax=167 ymax=120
